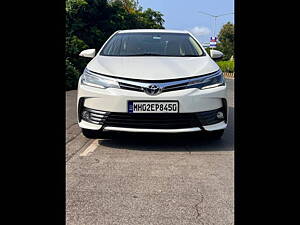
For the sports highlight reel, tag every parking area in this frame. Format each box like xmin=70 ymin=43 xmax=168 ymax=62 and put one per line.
xmin=66 ymin=79 xmax=234 ymax=225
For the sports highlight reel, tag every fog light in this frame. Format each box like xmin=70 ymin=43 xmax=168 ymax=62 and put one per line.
xmin=82 ymin=111 xmax=90 ymax=120
xmin=216 ymin=111 xmax=224 ymax=119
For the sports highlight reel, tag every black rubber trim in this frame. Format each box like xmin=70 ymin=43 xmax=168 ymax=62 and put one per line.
xmin=78 ymin=97 xmax=85 ymax=123
xmin=222 ymin=98 xmax=228 ymax=123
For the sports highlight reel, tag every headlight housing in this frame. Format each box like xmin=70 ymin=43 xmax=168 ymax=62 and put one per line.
xmin=187 ymin=69 xmax=225 ymax=90
xmin=81 ymin=68 xmax=120 ymax=89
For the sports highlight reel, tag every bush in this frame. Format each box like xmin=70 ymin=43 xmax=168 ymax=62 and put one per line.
xmin=216 ymin=60 xmax=234 ymax=73
xmin=66 ymin=59 xmax=81 ymax=90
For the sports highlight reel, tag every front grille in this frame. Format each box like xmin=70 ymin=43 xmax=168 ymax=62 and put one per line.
xmin=81 ymin=107 xmax=226 ymax=129
xmin=86 ymin=69 xmax=222 ymax=95
xmin=119 ymin=81 xmax=190 ymax=94
xmin=104 ymin=113 xmax=201 ymax=129
xmin=119 ymin=82 xmax=144 ymax=92
xmin=162 ymin=81 xmax=190 ymax=92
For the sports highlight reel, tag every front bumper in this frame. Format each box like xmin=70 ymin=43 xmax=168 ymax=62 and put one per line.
xmin=77 ymin=79 xmax=228 ymax=133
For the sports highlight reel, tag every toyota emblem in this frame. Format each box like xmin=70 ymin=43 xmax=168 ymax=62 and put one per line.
xmin=144 ymin=84 xmax=161 ymax=96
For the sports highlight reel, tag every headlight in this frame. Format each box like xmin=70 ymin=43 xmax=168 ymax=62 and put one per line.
xmin=81 ymin=68 xmax=120 ymax=89
xmin=187 ymin=70 xmax=225 ymax=90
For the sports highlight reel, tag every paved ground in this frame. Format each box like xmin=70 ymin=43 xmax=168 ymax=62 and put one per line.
xmin=66 ymin=78 xmax=234 ymax=225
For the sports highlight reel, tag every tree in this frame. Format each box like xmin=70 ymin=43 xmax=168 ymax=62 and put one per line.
xmin=109 ymin=0 xmax=139 ymax=13
xmin=140 ymin=8 xmax=165 ymax=29
xmin=65 ymin=0 xmax=165 ymax=90
xmin=217 ymin=22 xmax=234 ymax=61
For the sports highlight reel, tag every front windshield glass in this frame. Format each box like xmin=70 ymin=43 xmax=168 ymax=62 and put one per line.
xmin=100 ymin=32 xmax=205 ymax=57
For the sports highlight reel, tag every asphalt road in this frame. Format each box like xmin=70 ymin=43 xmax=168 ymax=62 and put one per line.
xmin=66 ymin=78 xmax=234 ymax=225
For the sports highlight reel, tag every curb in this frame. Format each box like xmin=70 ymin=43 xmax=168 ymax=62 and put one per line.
xmin=224 ymin=72 xmax=234 ymax=79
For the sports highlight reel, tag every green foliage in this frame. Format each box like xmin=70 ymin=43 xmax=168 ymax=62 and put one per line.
xmin=217 ymin=22 xmax=234 ymax=61
xmin=205 ymin=47 xmax=210 ymax=54
xmin=65 ymin=0 xmax=165 ymax=89
xmin=65 ymin=35 xmax=90 ymax=73
xmin=65 ymin=35 xmax=88 ymax=57
xmin=140 ymin=8 xmax=165 ymax=29
xmin=216 ymin=60 xmax=235 ymax=73
xmin=66 ymin=0 xmax=88 ymax=13
xmin=65 ymin=58 xmax=81 ymax=90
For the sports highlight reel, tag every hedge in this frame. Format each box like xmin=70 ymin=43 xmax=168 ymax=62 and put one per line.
xmin=66 ymin=58 xmax=81 ymax=90
xmin=216 ymin=60 xmax=235 ymax=73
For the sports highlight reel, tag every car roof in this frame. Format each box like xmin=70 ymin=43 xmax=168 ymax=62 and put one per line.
xmin=117 ymin=29 xmax=189 ymax=34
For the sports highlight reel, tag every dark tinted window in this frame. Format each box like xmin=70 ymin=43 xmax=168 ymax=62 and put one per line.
xmin=100 ymin=33 xmax=205 ymax=57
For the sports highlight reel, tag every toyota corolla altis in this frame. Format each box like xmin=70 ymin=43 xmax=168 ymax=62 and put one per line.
xmin=77 ymin=29 xmax=227 ymax=139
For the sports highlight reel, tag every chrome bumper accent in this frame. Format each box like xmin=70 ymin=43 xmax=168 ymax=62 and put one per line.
xmin=103 ymin=126 xmax=201 ymax=133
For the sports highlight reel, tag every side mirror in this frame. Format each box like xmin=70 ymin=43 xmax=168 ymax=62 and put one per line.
xmin=210 ymin=49 xmax=224 ymax=60
xmin=79 ymin=49 xmax=96 ymax=58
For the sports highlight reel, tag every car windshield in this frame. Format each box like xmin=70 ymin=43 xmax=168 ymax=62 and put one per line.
xmin=100 ymin=32 xmax=205 ymax=57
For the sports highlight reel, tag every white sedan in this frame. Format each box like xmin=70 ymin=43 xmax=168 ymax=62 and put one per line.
xmin=77 ymin=29 xmax=227 ymax=139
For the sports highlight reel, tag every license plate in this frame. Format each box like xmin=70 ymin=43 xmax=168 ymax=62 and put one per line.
xmin=128 ymin=101 xmax=179 ymax=113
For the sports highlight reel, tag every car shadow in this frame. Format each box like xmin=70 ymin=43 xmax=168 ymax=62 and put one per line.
xmin=99 ymin=107 xmax=234 ymax=152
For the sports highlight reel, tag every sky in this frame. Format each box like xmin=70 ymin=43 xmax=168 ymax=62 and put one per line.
xmin=138 ymin=0 xmax=234 ymax=44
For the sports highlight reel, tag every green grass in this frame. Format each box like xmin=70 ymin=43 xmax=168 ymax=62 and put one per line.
xmin=216 ymin=60 xmax=235 ymax=73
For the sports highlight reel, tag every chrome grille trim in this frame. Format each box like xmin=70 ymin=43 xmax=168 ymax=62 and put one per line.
xmin=114 ymin=70 xmax=222 ymax=93
xmin=89 ymin=117 xmax=103 ymax=121
xmin=89 ymin=113 xmax=106 ymax=118
xmin=83 ymin=108 xmax=110 ymax=125
xmin=85 ymin=69 xmax=222 ymax=94
xmin=87 ymin=109 xmax=108 ymax=114
xmin=119 ymin=82 xmax=144 ymax=92
xmin=162 ymin=82 xmax=190 ymax=92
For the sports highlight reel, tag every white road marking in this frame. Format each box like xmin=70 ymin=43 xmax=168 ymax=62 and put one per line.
xmin=80 ymin=139 xmax=99 ymax=156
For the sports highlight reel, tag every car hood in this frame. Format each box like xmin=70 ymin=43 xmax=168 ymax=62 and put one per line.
xmin=86 ymin=55 xmax=219 ymax=80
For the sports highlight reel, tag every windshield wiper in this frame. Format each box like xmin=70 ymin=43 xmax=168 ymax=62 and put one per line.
xmin=181 ymin=54 xmax=199 ymax=57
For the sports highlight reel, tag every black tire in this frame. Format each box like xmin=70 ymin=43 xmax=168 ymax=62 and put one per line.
xmin=81 ymin=128 xmax=101 ymax=139
xmin=205 ymin=129 xmax=225 ymax=139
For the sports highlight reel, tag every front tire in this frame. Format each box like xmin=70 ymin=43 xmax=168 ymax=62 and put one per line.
xmin=81 ymin=128 xmax=101 ymax=139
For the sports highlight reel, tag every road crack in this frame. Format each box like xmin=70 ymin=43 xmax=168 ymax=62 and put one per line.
xmin=195 ymin=203 xmax=201 ymax=218
xmin=193 ymin=189 xmax=205 ymax=223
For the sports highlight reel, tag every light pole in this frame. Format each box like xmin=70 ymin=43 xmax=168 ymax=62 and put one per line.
xmin=198 ymin=11 xmax=234 ymax=37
